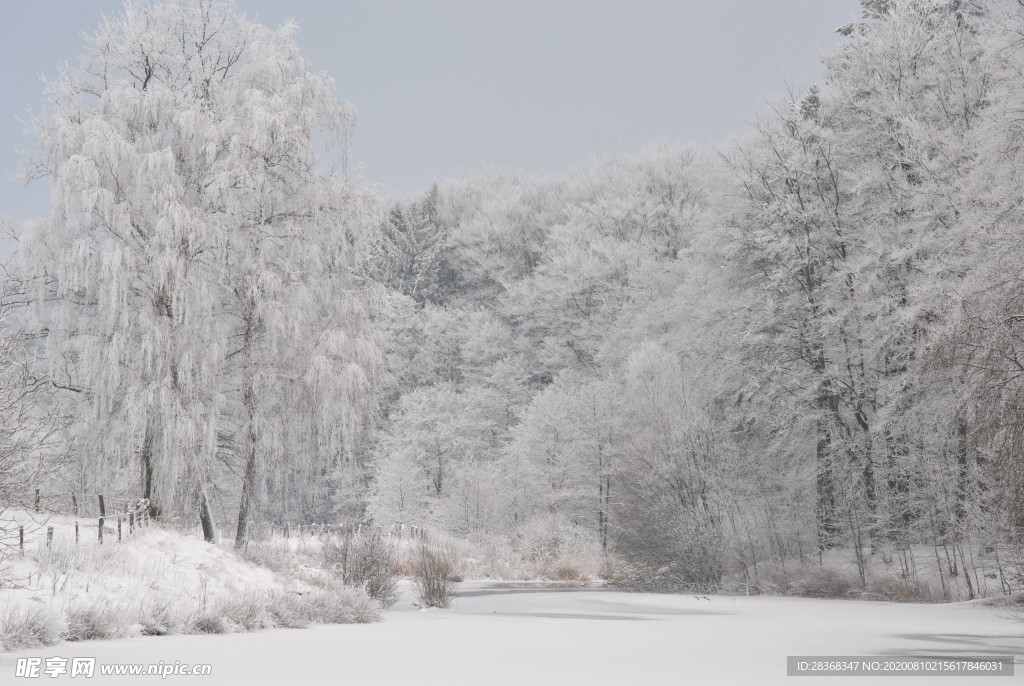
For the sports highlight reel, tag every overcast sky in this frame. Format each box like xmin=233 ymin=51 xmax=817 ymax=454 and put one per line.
xmin=0 ymin=0 xmax=860 ymax=223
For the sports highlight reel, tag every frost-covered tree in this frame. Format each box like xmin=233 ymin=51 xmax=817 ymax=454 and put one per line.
xmin=505 ymin=372 xmax=621 ymax=547
xmin=19 ymin=0 xmax=379 ymax=545
xmin=354 ymin=0 xmax=1024 ymax=596
xmin=364 ymin=185 xmax=458 ymax=306
xmin=612 ymin=341 xmax=728 ymax=588
xmin=721 ymin=0 xmax=991 ymax=559
xmin=0 ymin=255 xmax=73 ymax=582
xmin=0 ymin=279 xmax=70 ymax=506
xmin=439 ymin=174 xmax=563 ymax=301
xmin=940 ymin=0 xmax=1024 ymax=543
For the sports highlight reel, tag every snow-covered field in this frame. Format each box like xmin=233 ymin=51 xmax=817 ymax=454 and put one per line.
xmin=1 ymin=581 xmax=1019 ymax=685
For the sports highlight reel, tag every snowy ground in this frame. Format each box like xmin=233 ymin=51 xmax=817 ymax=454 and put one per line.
xmin=1 ymin=581 xmax=1020 ymax=685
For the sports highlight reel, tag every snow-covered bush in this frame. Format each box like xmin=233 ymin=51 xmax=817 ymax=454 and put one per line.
xmin=189 ymin=613 xmax=229 ymax=635
xmin=411 ymin=541 xmax=460 ymax=608
xmin=65 ymin=602 xmax=131 ymax=642
xmin=186 ymin=585 xmax=379 ymax=633
xmin=211 ymin=590 xmax=275 ymax=632
xmin=322 ymin=531 xmax=399 ymax=609
xmin=300 ymin=586 xmax=378 ymax=624
xmin=265 ymin=593 xmax=313 ymax=629
xmin=139 ymin=599 xmax=188 ymax=636
xmin=514 ymin=516 xmax=603 ymax=581
xmin=0 ymin=604 xmax=65 ymax=651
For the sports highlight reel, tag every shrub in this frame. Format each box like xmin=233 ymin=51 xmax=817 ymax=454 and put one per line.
xmin=265 ymin=593 xmax=311 ymax=629
xmin=864 ymin=576 xmax=943 ymax=603
xmin=244 ymin=585 xmax=378 ymax=628
xmin=301 ymin=586 xmax=378 ymax=624
xmin=554 ymin=564 xmax=583 ymax=581
xmin=993 ymin=592 xmax=1024 ymax=622
xmin=139 ymin=600 xmax=185 ymax=636
xmin=495 ymin=516 xmax=604 ymax=580
xmin=411 ymin=541 xmax=459 ymax=608
xmin=214 ymin=590 xmax=273 ymax=631
xmin=189 ymin=613 xmax=228 ymax=634
xmin=394 ymin=556 xmax=415 ymax=577
xmin=64 ymin=603 xmax=128 ymax=641
xmin=0 ymin=604 xmax=65 ymax=651
xmin=759 ymin=566 xmax=860 ymax=599
xmin=789 ymin=568 xmax=859 ymax=598
xmin=614 ymin=512 xmax=724 ymax=592
xmin=322 ymin=531 xmax=399 ymax=609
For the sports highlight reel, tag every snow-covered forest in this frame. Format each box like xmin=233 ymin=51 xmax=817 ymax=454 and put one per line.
xmin=4 ymin=0 xmax=1024 ymax=613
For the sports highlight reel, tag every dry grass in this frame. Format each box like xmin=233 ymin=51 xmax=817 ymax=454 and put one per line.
xmin=738 ymin=565 xmax=944 ymax=602
xmin=760 ymin=567 xmax=862 ymax=599
xmin=862 ymin=576 xmax=945 ymax=603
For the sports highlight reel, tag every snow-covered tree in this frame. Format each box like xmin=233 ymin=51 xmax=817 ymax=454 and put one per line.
xmin=19 ymin=0 xmax=379 ymax=545
xmin=364 ymin=185 xmax=458 ymax=306
xmin=613 ymin=341 xmax=726 ymax=587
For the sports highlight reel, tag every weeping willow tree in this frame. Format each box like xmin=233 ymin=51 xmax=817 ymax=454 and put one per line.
xmin=19 ymin=0 xmax=381 ymax=545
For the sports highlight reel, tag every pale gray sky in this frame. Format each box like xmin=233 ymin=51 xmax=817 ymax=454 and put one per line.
xmin=0 ymin=0 xmax=860 ymax=223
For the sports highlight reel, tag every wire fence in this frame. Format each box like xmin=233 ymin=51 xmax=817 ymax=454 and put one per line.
xmin=3 ymin=489 xmax=153 ymax=555
xmin=6 ymin=489 xmax=429 ymax=552
xmin=10 ymin=488 xmax=149 ymax=520
xmin=250 ymin=520 xmax=429 ymax=543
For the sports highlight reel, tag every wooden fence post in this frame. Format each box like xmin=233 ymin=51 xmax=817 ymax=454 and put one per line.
xmin=97 ymin=494 xmax=105 ymax=543
xmin=75 ymin=521 xmax=79 ymax=545
xmin=117 ymin=515 xmax=122 ymax=542
xmin=46 ymin=526 xmax=53 ymax=548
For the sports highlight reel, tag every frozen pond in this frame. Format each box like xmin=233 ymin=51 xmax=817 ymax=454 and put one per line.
xmin=2 ymin=581 xmax=1020 ymax=685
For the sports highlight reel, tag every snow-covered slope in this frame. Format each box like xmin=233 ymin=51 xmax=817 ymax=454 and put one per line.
xmin=0 ymin=510 xmax=376 ymax=651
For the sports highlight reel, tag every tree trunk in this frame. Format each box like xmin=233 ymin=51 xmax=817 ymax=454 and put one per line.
xmin=953 ymin=414 xmax=970 ymax=527
xmin=198 ymin=483 xmax=216 ymax=543
xmin=597 ymin=474 xmax=610 ymax=551
xmin=234 ymin=375 xmax=259 ymax=551
xmin=815 ymin=410 xmax=839 ymax=551
xmin=234 ymin=307 xmax=260 ymax=551
xmin=140 ymin=426 xmax=159 ymax=519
